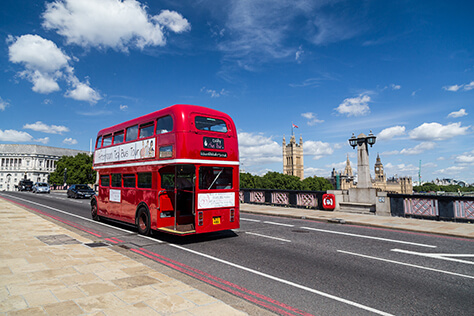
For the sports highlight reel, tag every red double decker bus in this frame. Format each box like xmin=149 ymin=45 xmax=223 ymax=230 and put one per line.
xmin=91 ymin=104 xmax=239 ymax=235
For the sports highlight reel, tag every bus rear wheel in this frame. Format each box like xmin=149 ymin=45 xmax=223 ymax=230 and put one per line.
xmin=137 ymin=207 xmax=151 ymax=236
xmin=91 ymin=200 xmax=99 ymax=221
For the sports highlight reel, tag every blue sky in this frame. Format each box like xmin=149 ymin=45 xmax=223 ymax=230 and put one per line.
xmin=1 ymin=0 xmax=473 ymax=183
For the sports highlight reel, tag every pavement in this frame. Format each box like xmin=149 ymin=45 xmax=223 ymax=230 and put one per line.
xmin=1 ymin=198 xmax=473 ymax=316
xmin=0 ymin=198 xmax=248 ymax=316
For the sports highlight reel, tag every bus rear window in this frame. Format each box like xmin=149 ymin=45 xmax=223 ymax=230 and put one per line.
xmin=199 ymin=167 xmax=233 ymax=190
xmin=139 ymin=122 xmax=154 ymax=138
xmin=195 ymin=116 xmax=227 ymax=133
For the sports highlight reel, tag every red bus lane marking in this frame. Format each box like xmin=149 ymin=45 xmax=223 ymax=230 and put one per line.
xmin=131 ymin=248 xmax=313 ymax=316
xmin=0 ymin=196 xmax=103 ymax=238
xmin=138 ymin=248 xmax=312 ymax=316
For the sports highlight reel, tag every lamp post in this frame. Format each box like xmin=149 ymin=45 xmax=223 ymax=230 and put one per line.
xmin=348 ymin=131 xmax=376 ymax=189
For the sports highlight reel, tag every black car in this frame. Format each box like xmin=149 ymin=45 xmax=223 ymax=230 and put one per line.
xmin=67 ymin=184 xmax=95 ymax=199
xmin=18 ymin=180 xmax=34 ymax=191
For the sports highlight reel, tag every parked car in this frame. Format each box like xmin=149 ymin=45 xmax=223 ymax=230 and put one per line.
xmin=18 ymin=180 xmax=34 ymax=191
xmin=67 ymin=184 xmax=95 ymax=199
xmin=32 ymin=182 xmax=50 ymax=194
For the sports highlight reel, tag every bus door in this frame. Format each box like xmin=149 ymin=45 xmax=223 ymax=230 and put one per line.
xmin=158 ymin=165 xmax=196 ymax=234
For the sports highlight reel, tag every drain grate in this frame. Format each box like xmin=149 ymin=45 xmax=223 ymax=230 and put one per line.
xmin=84 ymin=242 xmax=109 ymax=248
xmin=37 ymin=234 xmax=80 ymax=245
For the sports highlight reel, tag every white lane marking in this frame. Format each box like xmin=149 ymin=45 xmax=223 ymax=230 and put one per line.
xmin=263 ymin=221 xmax=294 ymax=227
xmin=170 ymin=244 xmax=393 ymax=316
xmin=338 ymin=250 xmax=474 ymax=280
xmin=301 ymin=226 xmax=437 ymax=248
xmin=391 ymin=249 xmax=474 ymax=265
xmin=2 ymin=194 xmax=164 ymax=243
xmin=241 ymin=218 xmax=261 ymax=223
xmin=246 ymin=232 xmax=291 ymax=243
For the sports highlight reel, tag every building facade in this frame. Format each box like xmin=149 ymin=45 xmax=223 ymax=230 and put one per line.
xmin=0 ymin=144 xmax=88 ymax=191
xmin=282 ymin=135 xmax=304 ymax=180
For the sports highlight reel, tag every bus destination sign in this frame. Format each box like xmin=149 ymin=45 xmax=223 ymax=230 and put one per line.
xmin=203 ymin=137 xmax=224 ymax=150
xmin=94 ymin=139 xmax=156 ymax=164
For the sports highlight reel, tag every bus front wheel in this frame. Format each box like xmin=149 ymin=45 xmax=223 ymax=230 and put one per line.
xmin=137 ymin=207 xmax=151 ymax=236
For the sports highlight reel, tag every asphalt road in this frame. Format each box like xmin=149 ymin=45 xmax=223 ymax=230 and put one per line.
xmin=2 ymin=191 xmax=474 ymax=315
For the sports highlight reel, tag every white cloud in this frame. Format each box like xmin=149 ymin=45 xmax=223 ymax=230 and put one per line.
xmin=378 ymin=126 xmax=406 ymax=141
xmin=409 ymin=122 xmax=470 ymax=141
xmin=64 ymin=77 xmax=101 ymax=103
xmin=0 ymin=129 xmax=33 ymax=142
xmin=295 ymin=45 xmax=304 ymax=63
xmin=42 ymin=0 xmax=190 ymax=51
xmin=8 ymin=34 xmax=101 ymax=103
xmin=335 ymin=94 xmax=371 ymax=117
xmin=455 ymin=151 xmax=474 ymax=164
xmin=447 ymin=108 xmax=468 ymax=118
xmin=435 ymin=166 xmax=466 ymax=175
xmin=391 ymin=84 xmax=401 ymax=90
xmin=120 ymin=105 xmax=128 ymax=111
xmin=443 ymin=81 xmax=474 ymax=92
xmin=304 ymin=140 xmax=334 ymax=160
xmin=201 ymin=87 xmax=229 ymax=98
xmin=238 ymin=132 xmax=281 ymax=166
xmin=0 ymin=97 xmax=9 ymax=111
xmin=23 ymin=121 xmax=69 ymax=134
xmin=63 ymin=137 xmax=78 ymax=145
xmin=384 ymin=162 xmax=418 ymax=173
xmin=301 ymin=112 xmax=324 ymax=126
xmin=305 ymin=167 xmax=328 ymax=178
xmin=400 ymin=142 xmax=436 ymax=155
xmin=35 ymin=137 xmax=50 ymax=144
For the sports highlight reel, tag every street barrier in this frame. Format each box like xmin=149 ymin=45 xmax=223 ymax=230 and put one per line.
xmin=240 ymin=188 xmax=325 ymax=210
xmin=389 ymin=193 xmax=474 ymax=222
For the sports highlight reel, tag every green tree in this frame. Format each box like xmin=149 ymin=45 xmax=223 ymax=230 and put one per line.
xmin=49 ymin=153 xmax=96 ymax=185
xmin=302 ymin=176 xmax=334 ymax=191
xmin=240 ymin=171 xmax=333 ymax=191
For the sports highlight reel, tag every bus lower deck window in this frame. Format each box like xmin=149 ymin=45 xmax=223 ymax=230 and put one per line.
xmin=123 ymin=174 xmax=136 ymax=188
xmin=112 ymin=174 xmax=122 ymax=187
xmin=100 ymin=175 xmax=109 ymax=186
xmin=199 ymin=167 xmax=233 ymax=190
xmin=137 ymin=172 xmax=152 ymax=188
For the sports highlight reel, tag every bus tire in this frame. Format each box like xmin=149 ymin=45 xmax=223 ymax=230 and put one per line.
xmin=136 ymin=207 xmax=151 ymax=236
xmin=91 ymin=199 xmax=99 ymax=221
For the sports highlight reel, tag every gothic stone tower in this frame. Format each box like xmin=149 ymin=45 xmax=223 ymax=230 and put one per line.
xmin=374 ymin=153 xmax=386 ymax=182
xmin=283 ymin=135 xmax=304 ymax=180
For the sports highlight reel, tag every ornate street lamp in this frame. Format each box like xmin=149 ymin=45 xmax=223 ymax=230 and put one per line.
xmin=348 ymin=131 xmax=377 ymax=189
xmin=366 ymin=131 xmax=376 ymax=147
xmin=349 ymin=133 xmax=358 ymax=148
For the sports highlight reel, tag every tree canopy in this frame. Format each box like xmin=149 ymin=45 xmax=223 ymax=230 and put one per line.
xmin=49 ymin=153 xmax=96 ymax=185
xmin=240 ymin=172 xmax=333 ymax=191
xmin=413 ymin=183 xmax=474 ymax=193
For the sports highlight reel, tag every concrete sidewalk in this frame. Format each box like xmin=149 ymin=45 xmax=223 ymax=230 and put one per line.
xmin=241 ymin=203 xmax=474 ymax=239
xmin=0 ymin=198 xmax=248 ymax=316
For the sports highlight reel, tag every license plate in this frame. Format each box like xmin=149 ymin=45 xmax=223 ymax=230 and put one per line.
xmin=212 ymin=216 xmax=221 ymax=225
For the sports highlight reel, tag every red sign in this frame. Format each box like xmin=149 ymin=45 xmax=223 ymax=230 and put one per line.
xmin=322 ymin=194 xmax=336 ymax=210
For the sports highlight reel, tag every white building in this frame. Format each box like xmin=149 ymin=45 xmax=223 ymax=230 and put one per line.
xmin=0 ymin=144 xmax=88 ymax=191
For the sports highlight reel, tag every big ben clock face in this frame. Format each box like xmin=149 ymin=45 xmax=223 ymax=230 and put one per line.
xmin=375 ymin=167 xmax=379 ymax=172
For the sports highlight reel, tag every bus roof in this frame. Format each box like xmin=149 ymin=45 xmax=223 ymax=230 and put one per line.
xmin=96 ymin=104 xmax=235 ymax=137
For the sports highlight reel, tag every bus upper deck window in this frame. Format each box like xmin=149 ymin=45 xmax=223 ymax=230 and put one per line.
xmin=139 ymin=122 xmax=154 ymax=138
xmin=103 ymin=134 xmax=112 ymax=147
xmin=126 ymin=125 xmax=138 ymax=141
xmin=195 ymin=116 xmax=227 ymax=133
xmin=156 ymin=115 xmax=173 ymax=134
xmin=113 ymin=131 xmax=124 ymax=144
xmin=96 ymin=136 xmax=102 ymax=148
